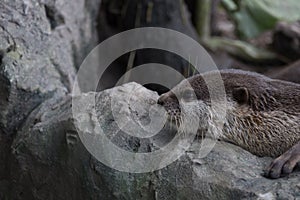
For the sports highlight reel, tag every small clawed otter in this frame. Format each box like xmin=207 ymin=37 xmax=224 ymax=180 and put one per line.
xmin=157 ymin=69 xmax=300 ymax=179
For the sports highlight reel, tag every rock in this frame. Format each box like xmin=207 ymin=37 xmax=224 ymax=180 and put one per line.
xmin=4 ymin=82 xmax=299 ymax=199
xmin=0 ymin=0 xmax=101 ymax=135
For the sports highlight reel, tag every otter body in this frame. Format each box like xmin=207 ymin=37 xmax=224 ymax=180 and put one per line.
xmin=158 ymin=69 xmax=300 ymax=179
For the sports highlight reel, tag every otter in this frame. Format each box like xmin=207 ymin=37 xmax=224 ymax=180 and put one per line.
xmin=157 ymin=69 xmax=300 ymax=179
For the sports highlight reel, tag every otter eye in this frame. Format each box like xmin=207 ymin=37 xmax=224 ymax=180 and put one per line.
xmin=181 ymin=89 xmax=196 ymax=101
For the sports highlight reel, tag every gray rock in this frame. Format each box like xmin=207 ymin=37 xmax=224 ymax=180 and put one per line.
xmin=0 ymin=0 xmax=101 ymax=135
xmin=5 ymin=82 xmax=299 ymax=199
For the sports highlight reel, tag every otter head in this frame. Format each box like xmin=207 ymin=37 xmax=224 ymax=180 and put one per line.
xmin=157 ymin=69 xmax=279 ymax=120
xmin=157 ymin=72 xmax=217 ymax=133
xmin=156 ymin=70 xmax=267 ymax=135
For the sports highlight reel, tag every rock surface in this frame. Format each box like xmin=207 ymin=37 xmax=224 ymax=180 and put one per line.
xmin=0 ymin=0 xmax=101 ymax=135
xmin=3 ymin=82 xmax=299 ymax=199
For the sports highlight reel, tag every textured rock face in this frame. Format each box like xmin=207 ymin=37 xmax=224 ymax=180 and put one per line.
xmin=0 ymin=0 xmax=100 ymax=198
xmin=3 ymin=82 xmax=299 ymax=199
xmin=0 ymin=0 xmax=101 ymax=135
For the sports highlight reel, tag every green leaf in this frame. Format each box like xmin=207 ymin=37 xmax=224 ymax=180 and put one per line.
xmin=225 ymin=0 xmax=300 ymax=39
xmin=205 ymin=37 xmax=278 ymax=61
xmin=221 ymin=0 xmax=237 ymax=11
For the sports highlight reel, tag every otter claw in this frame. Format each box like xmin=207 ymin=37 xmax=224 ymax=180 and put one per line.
xmin=265 ymin=141 xmax=300 ymax=179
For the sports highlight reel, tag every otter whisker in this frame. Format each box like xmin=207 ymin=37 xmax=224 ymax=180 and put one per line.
xmin=163 ymin=112 xmax=168 ymax=129
xmin=179 ymin=116 xmax=183 ymax=129
xmin=167 ymin=114 xmax=171 ymax=131
xmin=170 ymin=115 xmax=174 ymax=131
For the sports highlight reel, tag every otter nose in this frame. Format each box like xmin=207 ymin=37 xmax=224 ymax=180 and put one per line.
xmin=157 ymin=97 xmax=165 ymax=106
xmin=157 ymin=94 xmax=168 ymax=106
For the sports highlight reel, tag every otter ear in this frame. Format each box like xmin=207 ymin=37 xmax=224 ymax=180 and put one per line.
xmin=232 ymin=87 xmax=249 ymax=104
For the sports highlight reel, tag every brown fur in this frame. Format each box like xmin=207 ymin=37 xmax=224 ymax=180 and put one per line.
xmin=158 ymin=69 xmax=300 ymax=159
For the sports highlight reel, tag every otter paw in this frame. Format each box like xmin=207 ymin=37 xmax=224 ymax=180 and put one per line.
xmin=264 ymin=142 xmax=300 ymax=179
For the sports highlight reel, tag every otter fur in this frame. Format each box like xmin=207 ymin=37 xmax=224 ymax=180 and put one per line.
xmin=157 ymin=69 xmax=300 ymax=179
